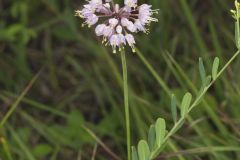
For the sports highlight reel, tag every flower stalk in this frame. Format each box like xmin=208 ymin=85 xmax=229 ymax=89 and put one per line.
xmin=120 ymin=50 xmax=131 ymax=160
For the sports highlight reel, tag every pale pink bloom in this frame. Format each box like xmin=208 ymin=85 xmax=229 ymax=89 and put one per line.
xmin=118 ymin=34 xmax=126 ymax=45
xmin=124 ymin=0 xmax=137 ymax=8
xmin=139 ymin=4 xmax=158 ymax=25
xmin=95 ymin=24 xmax=106 ymax=36
xmin=75 ymin=0 xmax=158 ymax=53
xmin=110 ymin=34 xmax=126 ymax=53
xmin=110 ymin=35 xmax=120 ymax=53
xmin=134 ymin=19 xmax=145 ymax=32
xmin=126 ymin=21 xmax=137 ymax=33
xmin=116 ymin=25 xmax=123 ymax=34
xmin=121 ymin=18 xmax=130 ymax=27
xmin=125 ymin=34 xmax=135 ymax=47
xmin=103 ymin=26 xmax=113 ymax=37
xmin=86 ymin=14 xmax=99 ymax=25
xmin=109 ymin=18 xmax=119 ymax=27
xmin=89 ymin=0 xmax=102 ymax=5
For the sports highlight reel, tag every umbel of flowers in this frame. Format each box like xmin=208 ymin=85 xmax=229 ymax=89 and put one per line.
xmin=75 ymin=0 xmax=158 ymax=53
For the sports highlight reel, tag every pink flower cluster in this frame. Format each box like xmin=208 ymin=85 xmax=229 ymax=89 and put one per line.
xmin=75 ymin=0 xmax=158 ymax=53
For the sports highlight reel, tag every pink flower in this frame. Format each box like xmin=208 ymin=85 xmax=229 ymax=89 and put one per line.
xmin=139 ymin=4 xmax=158 ymax=25
xmin=103 ymin=26 xmax=113 ymax=37
xmin=75 ymin=0 xmax=158 ymax=53
xmin=125 ymin=34 xmax=136 ymax=51
xmin=86 ymin=14 xmax=99 ymax=26
xmin=95 ymin=24 xmax=106 ymax=36
xmin=134 ymin=19 xmax=145 ymax=32
xmin=124 ymin=0 xmax=137 ymax=8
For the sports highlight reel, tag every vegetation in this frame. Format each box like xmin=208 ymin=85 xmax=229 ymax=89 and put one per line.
xmin=1 ymin=0 xmax=240 ymax=160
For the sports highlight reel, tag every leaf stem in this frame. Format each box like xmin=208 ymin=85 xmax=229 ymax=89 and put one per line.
xmin=189 ymin=50 xmax=240 ymax=112
xmin=152 ymin=50 xmax=240 ymax=159
xmin=121 ymin=50 xmax=131 ymax=160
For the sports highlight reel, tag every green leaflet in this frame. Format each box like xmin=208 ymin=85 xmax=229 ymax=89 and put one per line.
xmin=212 ymin=57 xmax=220 ymax=80
xmin=155 ymin=118 xmax=166 ymax=148
xmin=132 ymin=146 xmax=139 ymax=160
xmin=204 ymin=76 xmax=212 ymax=87
xmin=138 ymin=140 xmax=150 ymax=160
xmin=199 ymin=58 xmax=207 ymax=84
xmin=148 ymin=125 xmax=156 ymax=151
xmin=181 ymin=93 xmax=192 ymax=117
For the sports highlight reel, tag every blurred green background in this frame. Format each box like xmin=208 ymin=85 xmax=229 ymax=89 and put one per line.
xmin=1 ymin=0 xmax=240 ymax=159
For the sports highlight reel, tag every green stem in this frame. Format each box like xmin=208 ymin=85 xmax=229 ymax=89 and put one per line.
xmin=0 ymin=70 xmax=41 ymax=129
xmin=1 ymin=137 xmax=13 ymax=160
xmin=121 ymin=50 xmax=131 ymax=160
xmin=189 ymin=50 xmax=240 ymax=111
xmin=152 ymin=50 xmax=240 ymax=159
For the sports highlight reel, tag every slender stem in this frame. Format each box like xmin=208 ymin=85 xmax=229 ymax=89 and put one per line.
xmin=189 ymin=50 xmax=240 ymax=112
xmin=0 ymin=70 xmax=42 ymax=129
xmin=236 ymin=2 xmax=240 ymax=48
xmin=121 ymin=50 xmax=131 ymax=160
xmin=152 ymin=50 xmax=240 ymax=159
xmin=135 ymin=48 xmax=172 ymax=97
xmin=82 ymin=125 xmax=122 ymax=160
xmin=216 ymin=50 xmax=240 ymax=79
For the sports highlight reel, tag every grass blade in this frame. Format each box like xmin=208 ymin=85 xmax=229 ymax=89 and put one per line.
xmin=0 ymin=137 xmax=13 ymax=160
xmin=8 ymin=125 xmax=36 ymax=160
xmin=0 ymin=70 xmax=41 ymax=129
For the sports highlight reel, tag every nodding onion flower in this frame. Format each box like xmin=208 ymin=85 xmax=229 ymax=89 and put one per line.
xmin=75 ymin=0 xmax=158 ymax=53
